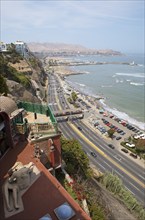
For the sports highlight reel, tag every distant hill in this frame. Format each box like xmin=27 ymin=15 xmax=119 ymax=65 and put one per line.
xmin=28 ymin=42 xmax=88 ymax=52
xmin=27 ymin=42 xmax=122 ymax=56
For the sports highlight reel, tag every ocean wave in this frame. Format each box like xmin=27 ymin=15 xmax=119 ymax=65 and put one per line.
xmin=76 ymin=82 xmax=86 ymax=87
xmin=66 ymin=79 xmax=96 ymax=97
xmin=115 ymin=79 xmax=124 ymax=83
xmin=99 ymin=99 xmax=145 ymax=130
xmin=101 ymin=85 xmax=113 ymax=87
xmin=130 ymin=82 xmax=144 ymax=86
xmin=115 ymin=73 xmax=144 ymax=78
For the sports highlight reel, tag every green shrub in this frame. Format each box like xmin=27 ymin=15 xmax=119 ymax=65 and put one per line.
xmin=0 ymin=74 xmax=9 ymax=95
xmin=100 ymin=172 xmax=145 ymax=220
xmin=89 ymin=203 xmax=105 ymax=220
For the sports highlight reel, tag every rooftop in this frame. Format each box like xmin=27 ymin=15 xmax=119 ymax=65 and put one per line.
xmin=0 ymin=140 xmax=91 ymax=220
xmin=0 ymin=96 xmax=18 ymax=116
xmin=25 ymin=112 xmax=51 ymax=124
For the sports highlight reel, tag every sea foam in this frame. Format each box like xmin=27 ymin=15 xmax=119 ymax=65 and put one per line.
xmin=76 ymin=82 xmax=86 ymax=87
xmin=101 ymin=85 xmax=113 ymax=88
xmin=99 ymin=99 xmax=145 ymax=130
xmin=130 ymin=82 xmax=144 ymax=86
xmin=115 ymin=73 xmax=144 ymax=78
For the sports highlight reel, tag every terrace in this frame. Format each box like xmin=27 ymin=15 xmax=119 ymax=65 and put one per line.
xmin=17 ymin=101 xmax=59 ymax=142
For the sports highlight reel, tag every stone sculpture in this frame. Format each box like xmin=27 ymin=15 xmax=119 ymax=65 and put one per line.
xmin=3 ymin=162 xmax=34 ymax=212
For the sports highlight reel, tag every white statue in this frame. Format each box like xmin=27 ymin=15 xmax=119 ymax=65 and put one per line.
xmin=3 ymin=162 xmax=34 ymax=212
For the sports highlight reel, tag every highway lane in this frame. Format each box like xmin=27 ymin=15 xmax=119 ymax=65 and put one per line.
xmin=47 ymin=73 xmax=145 ymax=205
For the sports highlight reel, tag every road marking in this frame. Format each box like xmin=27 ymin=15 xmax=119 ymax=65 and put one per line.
xmin=138 ymin=174 xmax=145 ymax=181
xmin=69 ymin=122 xmax=145 ymax=189
xmin=114 ymin=170 xmax=123 ymax=178
xmin=129 ymin=182 xmax=141 ymax=191
xmin=49 ymin=103 xmax=57 ymax=105
xmin=97 ymin=163 xmax=106 ymax=170
xmin=103 ymin=161 xmax=111 ymax=168
xmin=125 ymin=186 xmax=135 ymax=195
xmin=113 ymin=155 xmax=122 ymax=161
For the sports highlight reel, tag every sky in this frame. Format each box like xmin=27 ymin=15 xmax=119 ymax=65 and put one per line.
xmin=1 ymin=0 xmax=144 ymax=53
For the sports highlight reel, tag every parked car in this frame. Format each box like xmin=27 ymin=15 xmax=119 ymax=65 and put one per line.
xmin=134 ymin=135 xmax=140 ymax=139
xmin=120 ymin=131 xmax=125 ymax=135
xmin=130 ymin=153 xmax=137 ymax=159
xmin=121 ymin=148 xmax=128 ymax=153
xmin=94 ymin=122 xmax=99 ymax=127
xmin=117 ymin=129 xmax=122 ymax=133
xmin=116 ymin=136 xmax=122 ymax=140
xmin=108 ymin=144 xmax=115 ymax=149
xmin=126 ymin=143 xmax=135 ymax=148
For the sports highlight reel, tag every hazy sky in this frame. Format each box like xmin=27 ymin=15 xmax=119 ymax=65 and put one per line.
xmin=1 ymin=0 xmax=144 ymax=53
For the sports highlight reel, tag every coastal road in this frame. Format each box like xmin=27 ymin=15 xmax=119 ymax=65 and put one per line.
xmin=59 ymin=121 xmax=145 ymax=205
xmin=47 ymin=72 xmax=145 ymax=205
xmin=73 ymin=120 xmax=145 ymax=184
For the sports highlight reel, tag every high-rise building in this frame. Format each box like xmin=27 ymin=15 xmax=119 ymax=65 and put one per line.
xmin=0 ymin=42 xmax=7 ymax=52
xmin=14 ymin=41 xmax=29 ymax=58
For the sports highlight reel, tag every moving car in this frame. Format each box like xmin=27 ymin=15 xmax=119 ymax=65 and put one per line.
xmin=108 ymin=144 xmax=115 ymax=149
xmin=90 ymin=151 xmax=97 ymax=158
xmin=77 ymin=126 xmax=82 ymax=131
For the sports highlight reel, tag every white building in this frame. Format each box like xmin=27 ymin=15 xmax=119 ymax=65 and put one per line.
xmin=0 ymin=42 xmax=7 ymax=52
xmin=14 ymin=41 xmax=29 ymax=58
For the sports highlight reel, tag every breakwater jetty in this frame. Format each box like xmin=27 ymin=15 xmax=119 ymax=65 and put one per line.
xmin=56 ymin=60 xmax=138 ymax=66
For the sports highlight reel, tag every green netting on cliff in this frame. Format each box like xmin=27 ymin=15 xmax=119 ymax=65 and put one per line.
xmin=17 ymin=101 xmax=56 ymax=124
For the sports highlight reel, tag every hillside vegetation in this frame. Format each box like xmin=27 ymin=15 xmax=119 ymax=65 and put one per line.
xmin=0 ymin=43 xmax=47 ymax=103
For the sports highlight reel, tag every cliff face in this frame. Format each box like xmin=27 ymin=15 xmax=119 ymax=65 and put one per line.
xmin=0 ymin=45 xmax=47 ymax=103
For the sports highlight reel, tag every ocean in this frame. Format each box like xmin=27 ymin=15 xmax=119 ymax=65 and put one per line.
xmin=65 ymin=53 xmax=145 ymax=130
